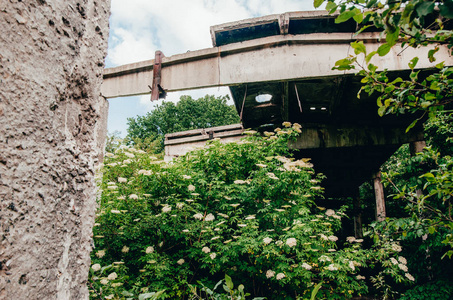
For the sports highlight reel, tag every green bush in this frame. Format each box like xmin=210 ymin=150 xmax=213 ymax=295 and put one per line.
xmin=89 ymin=123 xmax=411 ymax=299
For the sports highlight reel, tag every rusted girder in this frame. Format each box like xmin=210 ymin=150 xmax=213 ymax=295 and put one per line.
xmin=151 ymin=50 xmax=166 ymax=101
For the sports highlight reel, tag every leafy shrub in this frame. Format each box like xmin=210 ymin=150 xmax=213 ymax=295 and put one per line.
xmin=89 ymin=123 xmax=410 ymax=299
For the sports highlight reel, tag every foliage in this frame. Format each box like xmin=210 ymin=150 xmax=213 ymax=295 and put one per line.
xmin=89 ymin=123 xmax=411 ymax=299
xmin=424 ymin=110 xmax=453 ymax=156
xmin=316 ymin=0 xmax=453 ymax=130
xmin=126 ymin=95 xmax=240 ymax=153
xmin=312 ymin=0 xmax=453 ymax=297
xmin=189 ymin=274 xmax=266 ymax=300
xmin=398 ymin=279 xmax=453 ymax=300
xmin=106 ymin=131 xmax=124 ymax=154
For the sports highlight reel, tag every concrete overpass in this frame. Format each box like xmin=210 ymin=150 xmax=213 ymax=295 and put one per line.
xmin=102 ymin=11 xmax=452 ymax=199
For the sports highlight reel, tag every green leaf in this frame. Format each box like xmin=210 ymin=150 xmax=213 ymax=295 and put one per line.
xmin=325 ymin=1 xmax=337 ymax=13
xmin=377 ymin=43 xmax=392 ymax=56
xmin=351 ymin=41 xmax=367 ymax=55
xmin=428 ymin=47 xmax=439 ymax=63
xmin=439 ymin=2 xmax=453 ymax=18
xmin=335 ymin=9 xmax=358 ymax=24
xmin=406 ymin=119 xmax=418 ymax=133
xmin=420 ymin=101 xmax=432 ymax=108
xmin=410 ymin=70 xmax=419 ymax=81
xmin=139 ymin=292 xmax=157 ymax=300
xmin=429 ymin=226 xmax=436 ymax=234
xmin=314 ymin=0 xmax=325 ymax=9
xmin=225 ymin=274 xmax=234 ymax=290
xmin=122 ymin=291 xmax=135 ymax=297
xmin=424 ymin=92 xmax=436 ymax=100
xmin=332 ymin=57 xmax=356 ymax=70
xmin=408 ymin=57 xmax=419 ymax=70
xmin=365 ymin=51 xmax=377 ymax=64
xmin=416 ymin=1 xmax=435 ymax=17
xmin=435 ymin=62 xmax=445 ymax=69
xmin=386 ymin=28 xmax=400 ymax=47
xmin=311 ymin=282 xmax=323 ymax=300
xmin=390 ymin=77 xmax=403 ymax=85
xmin=378 ymin=106 xmax=386 ymax=117
xmin=353 ymin=12 xmax=364 ymax=23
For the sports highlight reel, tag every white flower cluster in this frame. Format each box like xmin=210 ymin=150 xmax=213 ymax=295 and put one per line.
xmin=96 ymin=250 xmax=106 ymax=258
xmin=319 ymin=255 xmax=331 ymax=262
xmin=234 ymin=179 xmax=248 ymax=184
xmin=91 ymin=264 xmax=101 ymax=271
xmin=301 ymin=263 xmax=312 ymax=270
xmin=193 ymin=213 xmax=204 ymax=220
xmin=162 ymin=205 xmax=172 ymax=213
xmin=328 ymin=235 xmax=338 ymax=242
xmin=398 ymin=256 xmax=407 ymax=265
xmin=392 ymin=243 xmax=402 ymax=252
xmin=266 ymin=270 xmax=275 ymax=278
xmin=145 ymin=246 xmax=154 ymax=254
xmin=202 ymin=246 xmax=211 ymax=253
xmin=266 ymin=172 xmax=279 ymax=180
xmin=346 ymin=236 xmax=363 ymax=243
xmin=205 ymin=213 xmax=215 ymax=221
xmin=263 ymin=237 xmax=273 ymax=245
xmin=138 ymin=169 xmax=152 ymax=175
xmin=327 ymin=264 xmax=338 ymax=271
xmin=286 ymin=238 xmax=297 ymax=247
xmin=405 ymin=273 xmax=415 ymax=281
xmin=107 ymin=272 xmax=118 ymax=280
xmin=398 ymin=264 xmax=408 ymax=272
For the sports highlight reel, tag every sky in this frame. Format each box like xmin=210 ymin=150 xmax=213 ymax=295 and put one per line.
xmin=106 ymin=0 xmax=318 ymax=137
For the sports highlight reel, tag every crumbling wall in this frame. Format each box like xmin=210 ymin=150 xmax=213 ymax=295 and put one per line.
xmin=0 ymin=1 xmax=110 ymax=299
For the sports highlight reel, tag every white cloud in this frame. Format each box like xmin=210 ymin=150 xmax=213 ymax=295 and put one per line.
xmin=107 ymin=28 xmax=157 ymax=66
xmin=107 ymin=0 xmax=317 ymax=64
xmin=106 ymin=0 xmax=319 ymax=134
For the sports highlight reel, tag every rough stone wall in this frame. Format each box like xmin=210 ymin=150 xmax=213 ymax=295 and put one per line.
xmin=0 ymin=1 xmax=110 ymax=299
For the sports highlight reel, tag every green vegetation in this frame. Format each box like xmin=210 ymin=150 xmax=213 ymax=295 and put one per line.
xmin=91 ymin=0 xmax=453 ymax=298
xmin=90 ymin=125 xmax=411 ymax=299
xmin=315 ymin=0 xmax=453 ymax=298
xmin=126 ymin=95 xmax=240 ymax=153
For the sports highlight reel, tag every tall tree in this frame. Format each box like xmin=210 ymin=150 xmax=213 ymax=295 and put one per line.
xmin=126 ymin=94 xmax=240 ymax=153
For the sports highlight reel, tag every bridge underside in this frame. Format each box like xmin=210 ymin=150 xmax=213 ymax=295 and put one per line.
xmin=102 ymin=10 xmax=446 ymax=198
xmin=229 ymin=72 xmax=424 ymax=197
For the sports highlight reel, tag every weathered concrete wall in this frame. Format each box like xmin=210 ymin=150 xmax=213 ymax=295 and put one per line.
xmin=0 ymin=1 xmax=110 ymax=299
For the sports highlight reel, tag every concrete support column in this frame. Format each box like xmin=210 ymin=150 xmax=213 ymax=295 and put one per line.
xmin=410 ymin=140 xmax=427 ymax=155
xmin=0 ymin=1 xmax=110 ymax=299
xmin=410 ymin=140 xmax=427 ymax=198
xmin=374 ymin=171 xmax=386 ymax=221
xmin=353 ymin=193 xmax=363 ymax=238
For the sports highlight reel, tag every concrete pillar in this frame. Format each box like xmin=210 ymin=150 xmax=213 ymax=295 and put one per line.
xmin=0 ymin=1 xmax=110 ymax=299
xmin=374 ymin=171 xmax=386 ymax=221
xmin=410 ymin=140 xmax=427 ymax=156
xmin=353 ymin=193 xmax=363 ymax=238
xmin=410 ymin=140 xmax=427 ymax=198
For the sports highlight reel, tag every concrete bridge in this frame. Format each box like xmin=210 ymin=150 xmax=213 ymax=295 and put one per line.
xmin=102 ymin=11 xmax=452 ymax=205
